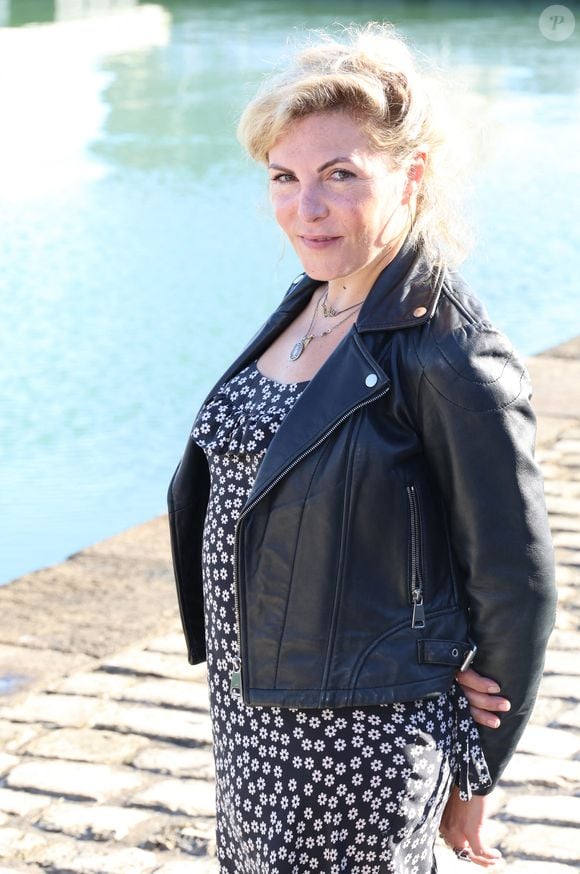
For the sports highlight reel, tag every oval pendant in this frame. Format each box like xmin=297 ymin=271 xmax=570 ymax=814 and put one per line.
xmin=290 ymin=339 xmax=305 ymax=361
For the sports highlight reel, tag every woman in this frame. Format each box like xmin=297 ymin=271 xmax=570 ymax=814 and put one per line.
xmin=168 ymin=23 xmax=556 ymax=873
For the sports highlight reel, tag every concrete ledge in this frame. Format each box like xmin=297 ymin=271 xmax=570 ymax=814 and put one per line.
xmin=0 ymin=516 xmax=179 ymax=699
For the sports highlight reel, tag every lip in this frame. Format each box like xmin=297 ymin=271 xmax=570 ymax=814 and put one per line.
xmin=298 ymin=235 xmax=341 ymax=250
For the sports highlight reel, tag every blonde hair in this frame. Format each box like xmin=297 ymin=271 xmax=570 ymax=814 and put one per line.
xmin=237 ymin=22 xmax=474 ymax=268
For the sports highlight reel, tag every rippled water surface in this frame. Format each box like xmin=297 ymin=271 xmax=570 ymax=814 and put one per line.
xmin=1 ymin=0 xmax=579 ymax=583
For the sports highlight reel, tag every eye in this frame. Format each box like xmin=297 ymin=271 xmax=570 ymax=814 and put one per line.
xmin=270 ymin=173 xmax=296 ymax=184
xmin=330 ymin=168 xmax=356 ymax=181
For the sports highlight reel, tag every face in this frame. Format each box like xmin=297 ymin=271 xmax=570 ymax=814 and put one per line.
xmin=268 ymin=111 xmax=414 ymax=283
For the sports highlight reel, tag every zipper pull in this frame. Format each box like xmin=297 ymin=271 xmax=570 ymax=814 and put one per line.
xmin=411 ymin=590 xmax=425 ymax=629
xmin=230 ymin=659 xmax=243 ymax=697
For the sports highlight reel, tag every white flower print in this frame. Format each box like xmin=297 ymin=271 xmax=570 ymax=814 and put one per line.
xmin=192 ymin=359 xmax=491 ymax=873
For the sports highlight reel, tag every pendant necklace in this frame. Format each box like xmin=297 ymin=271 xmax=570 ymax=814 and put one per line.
xmin=321 ymin=287 xmax=365 ymax=318
xmin=289 ymin=288 xmax=364 ymax=361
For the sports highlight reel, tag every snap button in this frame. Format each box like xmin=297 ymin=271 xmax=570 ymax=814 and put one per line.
xmin=365 ymin=373 xmax=378 ymax=388
xmin=451 ymin=647 xmax=459 ymax=658
xmin=413 ymin=306 xmax=427 ymax=318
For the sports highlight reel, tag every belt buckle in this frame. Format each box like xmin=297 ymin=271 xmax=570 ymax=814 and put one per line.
xmin=459 ymin=643 xmax=477 ymax=672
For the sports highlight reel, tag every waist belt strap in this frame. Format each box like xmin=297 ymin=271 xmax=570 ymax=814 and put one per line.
xmin=417 ymin=639 xmax=477 ymax=672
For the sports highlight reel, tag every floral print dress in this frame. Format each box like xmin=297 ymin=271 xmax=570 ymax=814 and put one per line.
xmin=191 ymin=360 xmax=491 ymax=874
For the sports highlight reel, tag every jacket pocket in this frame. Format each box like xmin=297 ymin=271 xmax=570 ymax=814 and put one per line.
xmin=406 ymin=484 xmax=425 ymax=629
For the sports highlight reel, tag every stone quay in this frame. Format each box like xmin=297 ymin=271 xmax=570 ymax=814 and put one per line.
xmin=0 ymin=337 xmax=579 ymax=873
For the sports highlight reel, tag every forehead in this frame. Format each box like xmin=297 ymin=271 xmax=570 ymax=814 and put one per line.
xmin=269 ymin=110 xmax=380 ymax=164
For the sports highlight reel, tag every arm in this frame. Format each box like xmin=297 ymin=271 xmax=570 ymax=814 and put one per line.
xmin=414 ymin=316 xmax=557 ymax=791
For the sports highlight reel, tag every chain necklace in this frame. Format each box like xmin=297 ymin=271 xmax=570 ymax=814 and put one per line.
xmin=321 ymin=287 xmax=365 ymax=318
xmin=289 ymin=290 xmax=363 ymax=361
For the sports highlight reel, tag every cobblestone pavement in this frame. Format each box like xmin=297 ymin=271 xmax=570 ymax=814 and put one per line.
xmin=1 ymin=372 xmax=579 ymax=871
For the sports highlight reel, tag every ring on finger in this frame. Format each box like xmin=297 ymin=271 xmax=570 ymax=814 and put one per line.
xmin=453 ymin=847 xmax=471 ymax=862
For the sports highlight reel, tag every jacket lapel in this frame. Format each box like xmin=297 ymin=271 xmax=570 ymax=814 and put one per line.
xmin=246 ymin=329 xmax=390 ymax=503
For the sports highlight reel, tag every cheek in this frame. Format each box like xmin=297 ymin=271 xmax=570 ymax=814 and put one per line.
xmin=358 ymin=194 xmax=401 ymax=241
xmin=336 ymin=188 xmax=381 ymax=232
xmin=345 ymin=201 xmax=380 ymax=242
xmin=270 ymin=194 xmax=294 ymax=230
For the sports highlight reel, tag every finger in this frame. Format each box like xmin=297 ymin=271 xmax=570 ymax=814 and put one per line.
xmin=449 ymin=844 xmax=502 ymax=869
xmin=456 ymin=668 xmax=501 ymax=694
xmin=469 ymin=706 xmax=501 ymax=729
xmin=470 ymin=831 xmax=503 ymax=858
xmin=467 ymin=847 xmax=503 ymax=868
xmin=466 ymin=853 xmax=502 ymax=868
xmin=468 ymin=832 xmax=503 ymax=867
xmin=462 ymin=688 xmax=511 ymax=713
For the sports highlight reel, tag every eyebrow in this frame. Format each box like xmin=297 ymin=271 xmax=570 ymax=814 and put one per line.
xmin=268 ymin=157 xmax=355 ymax=173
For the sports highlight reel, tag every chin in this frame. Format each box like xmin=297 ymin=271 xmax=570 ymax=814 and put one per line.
xmin=296 ymin=256 xmax=353 ymax=282
xmin=302 ymin=266 xmax=333 ymax=281
xmin=291 ymin=242 xmax=346 ymax=281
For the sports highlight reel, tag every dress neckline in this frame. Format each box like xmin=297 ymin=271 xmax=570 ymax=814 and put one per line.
xmin=191 ymin=359 xmax=308 ymax=456
xmin=254 ymin=361 xmax=310 ymax=388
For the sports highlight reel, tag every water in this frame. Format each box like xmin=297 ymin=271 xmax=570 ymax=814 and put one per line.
xmin=1 ymin=0 xmax=579 ymax=585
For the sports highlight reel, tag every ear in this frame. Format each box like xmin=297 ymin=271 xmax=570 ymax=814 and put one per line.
xmin=402 ymin=151 xmax=427 ymax=203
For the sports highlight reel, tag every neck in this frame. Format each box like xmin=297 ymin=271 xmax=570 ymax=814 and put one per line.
xmin=325 ymin=231 xmax=408 ymax=308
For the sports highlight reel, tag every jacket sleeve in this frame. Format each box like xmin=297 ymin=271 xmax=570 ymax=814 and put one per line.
xmin=414 ymin=317 xmax=557 ymax=793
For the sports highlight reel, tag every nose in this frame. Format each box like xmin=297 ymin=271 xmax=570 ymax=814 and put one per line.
xmin=297 ymin=182 xmax=329 ymax=222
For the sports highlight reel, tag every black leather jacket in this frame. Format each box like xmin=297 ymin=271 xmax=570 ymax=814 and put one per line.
xmin=168 ymin=238 xmax=556 ymax=792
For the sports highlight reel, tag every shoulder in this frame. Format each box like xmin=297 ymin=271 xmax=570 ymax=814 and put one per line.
xmin=413 ymin=268 xmax=530 ymax=413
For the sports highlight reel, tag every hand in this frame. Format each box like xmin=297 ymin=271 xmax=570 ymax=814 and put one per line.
xmin=439 ymin=785 xmax=503 ymax=868
xmin=456 ymin=668 xmax=511 ymax=729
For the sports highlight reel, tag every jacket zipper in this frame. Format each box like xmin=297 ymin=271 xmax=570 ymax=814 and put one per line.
xmin=230 ymin=384 xmax=391 ymax=698
xmin=406 ymin=484 xmax=426 ymax=629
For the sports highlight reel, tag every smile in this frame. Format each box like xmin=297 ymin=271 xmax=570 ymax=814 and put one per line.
xmin=299 ymin=236 xmax=341 ymax=249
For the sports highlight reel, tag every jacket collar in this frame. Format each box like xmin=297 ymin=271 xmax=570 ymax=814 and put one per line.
xmin=283 ymin=233 xmax=445 ymax=333
xmin=204 ymin=235 xmax=444 ymax=402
